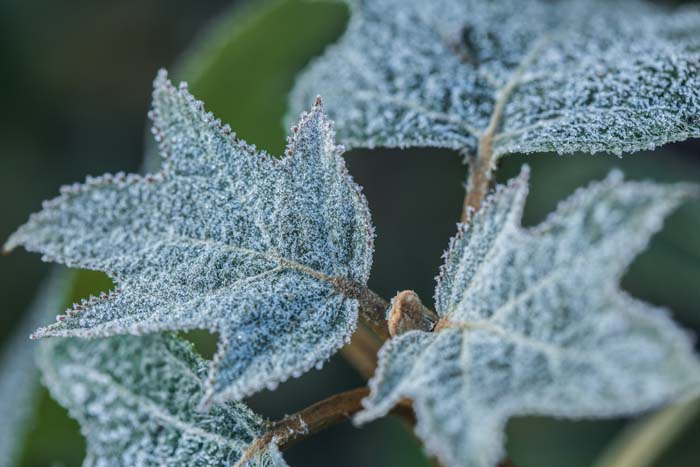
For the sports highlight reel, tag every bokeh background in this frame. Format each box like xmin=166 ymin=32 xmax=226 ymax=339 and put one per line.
xmin=1 ymin=0 xmax=699 ymax=466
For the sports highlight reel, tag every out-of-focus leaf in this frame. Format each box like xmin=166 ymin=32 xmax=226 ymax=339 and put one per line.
xmin=499 ymin=152 xmax=700 ymax=328
xmin=0 ymin=268 xmax=72 ymax=467
xmin=290 ymin=0 xmax=700 ymax=157
xmin=592 ymin=398 xmax=700 ymax=467
xmin=357 ymin=168 xmax=700 ymax=467
xmin=38 ymin=332 xmax=288 ymax=466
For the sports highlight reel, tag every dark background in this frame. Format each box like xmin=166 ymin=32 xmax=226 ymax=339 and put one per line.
xmin=1 ymin=0 xmax=699 ymax=466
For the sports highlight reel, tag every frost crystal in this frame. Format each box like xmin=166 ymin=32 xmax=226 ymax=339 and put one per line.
xmin=38 ymin=333 xmax=288 ymax=467
xmin=356 ymin=167 xmax=700 ymax=467
xmin=0 ymin=269 xmax=71 ymax=467
xmin=4 ymin=70 xmax=374 ymax=406
xmin=290 ymin=0 xmax=700 ymax=157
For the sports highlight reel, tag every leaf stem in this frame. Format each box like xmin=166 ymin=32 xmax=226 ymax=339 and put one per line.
xmin=235 ymin=387 xmax=414 ymax=466
xmin=463 ymin=126 xmax=498 ymax=221
xmin=461 ymin=38 xmax=548 ymax=221
xmin=462 ymin=81 xmax=512 ymax=220
xmin=334 ymin=278 xmax=391 ymax=340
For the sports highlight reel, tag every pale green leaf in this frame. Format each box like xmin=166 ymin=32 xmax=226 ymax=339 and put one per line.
xmin=356 ymin=168 xmax=700 ymax=467
xmin=39 ymin=333 xmax=287 ymax=467
xmin=5 ymin=70 xmax=374 ymax=406
xmin=0 ymin=269 xmax=72 ymax=467
xmin=592 ymin=397 xmax=700 ymax=467
xmin=290 ymin=0 xmax=700 ymax=157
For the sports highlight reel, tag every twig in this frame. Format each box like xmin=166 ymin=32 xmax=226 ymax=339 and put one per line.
xmin=333 ymin=277 xmax=391 ymax=340
xmin=235 ymin=387 xmax=413 ymax=466
xmin=276 ymin=257 xmax=391 ymax=340
xmin=235 ymin=384 xmax=516 ymax=467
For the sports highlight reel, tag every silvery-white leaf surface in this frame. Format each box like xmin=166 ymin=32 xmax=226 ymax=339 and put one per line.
xmin=39 ymin=333 xmax=288 ymax=467
xmin=356 ymin=167 xmax=700 ymax=467
xmin=290 ymin=0 xmax=700 ymax=157
xmin=0 ymin=269 xmax=71 ymax=467
xmin=4 ymin=70 xmax=374 ymax=406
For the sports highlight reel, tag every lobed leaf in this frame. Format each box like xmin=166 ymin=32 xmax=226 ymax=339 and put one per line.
xmin=356 ymin=167 xmax=700 ymax=467
xmin=38 ymin=333 xmax=287 ymax=466
xmin=290 ymin=0 xmax=700 ymax=157
xmin=4 ymin=69 xmax=374 ymax=406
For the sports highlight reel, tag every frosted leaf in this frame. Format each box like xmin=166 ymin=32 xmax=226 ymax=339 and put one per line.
xmin=290 ymin=0 xmax=700 ymax=157
xmin=356 ymin=167 xmax=700 ymax=467
xmin=4 ymin=69 xmax=374 ymax=406
xmin=0 ymin=269 xmax=71 ymax=467
xmin=38 ymin=333 xmax=288 ymax=467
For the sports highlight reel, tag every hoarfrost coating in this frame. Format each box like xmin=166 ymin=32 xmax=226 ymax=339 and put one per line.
xmin=357 ymin=168 xmax=700 ymax=467
xmin=5 ymin=70 xmax=375 ymax=407
xmin=291 ymin=0 xmax=700 ymax=157
xmin=39 ymin=333 xmax=289 ymax=466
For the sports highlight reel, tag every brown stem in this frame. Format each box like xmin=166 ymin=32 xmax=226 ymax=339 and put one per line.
xmin=235 ymin=388 xmax=413 ymax=466
xmin=461 ymin=39 xmax=548 ymax=222
xmin=276 ymin=257 xmax=391 ymax=340
xmin=333 ymin=277 xmax=391 ymax=340
xmin=461 ymin=87 xmax=506 ymax=221
xmin=235 ymin=385 xmax=515 ymax=467
xmin=462 ymin=132 xmax=496 ymax=221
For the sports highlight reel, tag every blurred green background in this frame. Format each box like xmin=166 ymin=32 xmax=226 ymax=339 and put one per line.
xmin=1 ymin=0 xmax=699 ymax=466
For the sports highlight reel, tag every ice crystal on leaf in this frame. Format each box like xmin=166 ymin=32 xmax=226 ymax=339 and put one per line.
xmin=4 ymin=70 xmax=374 ymax=407
xmin=356 ymin=167 xmax=700 ymax=467
xmin=290 ymin=0 xmax=700 ymax=157
xmin=38 ymin=333 xmax=288 ymax=467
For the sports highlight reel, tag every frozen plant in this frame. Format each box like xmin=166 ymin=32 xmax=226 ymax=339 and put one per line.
xmin=3 ymin=0 xmax=700 ymax=466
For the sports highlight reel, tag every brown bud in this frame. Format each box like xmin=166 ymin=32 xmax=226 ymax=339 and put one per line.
xmin=388 ymin=290 xmax=439 ymax=337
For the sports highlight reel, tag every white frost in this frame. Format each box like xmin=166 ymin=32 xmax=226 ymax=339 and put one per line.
xmin=357 ymin=168 xmax=700 ymax=467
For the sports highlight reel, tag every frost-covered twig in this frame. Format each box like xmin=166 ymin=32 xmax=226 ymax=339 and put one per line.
xmin=236 ymin=387 xmax=414 ymax=467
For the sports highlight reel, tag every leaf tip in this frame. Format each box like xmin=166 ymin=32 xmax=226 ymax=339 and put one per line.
xmin=30 ymin=326 xmax=49 ymax=340
xmin=154 ymin=68 xmax=169 ymax=88
xmin=606 ymin=168 xmax=625 ymax=185
xmin=1 ymin=238 xmax=15 ymax=255
xmin=313 ymin=94 xmax=324 ymax=110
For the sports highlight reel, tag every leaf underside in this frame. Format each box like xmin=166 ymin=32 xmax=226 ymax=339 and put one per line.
xmin=38 ymin=333 xmax=287 ymax=467
xmin=5 ymin=69 xmax=374 ymax=406
xmin=356 ymin=168 xmax=700 ymax=467
xmin=290 ymin=0 xmax=700 ymax=157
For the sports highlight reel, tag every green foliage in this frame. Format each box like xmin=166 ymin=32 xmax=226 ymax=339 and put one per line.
xmin=0 ymin=270 xmax=72 ymax=467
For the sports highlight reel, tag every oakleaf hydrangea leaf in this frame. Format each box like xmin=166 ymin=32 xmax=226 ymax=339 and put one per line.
xmin=0 ymin=269 xmax=72 ymax=467
xmin=4 ymin=70 xmax=374 ymax=406
xmin=290 ymin=0 xmax=700 ymax=157
xmin=356 ymin=167 xmax=700 ymax=467
xmin=38 ymin=333 xmax=288 ymax=467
